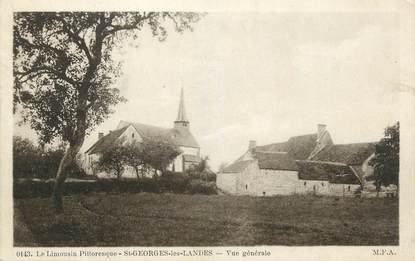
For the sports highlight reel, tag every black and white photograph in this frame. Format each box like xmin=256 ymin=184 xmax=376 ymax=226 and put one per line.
xmin=1 ymin=1 xmax=415 ymax=260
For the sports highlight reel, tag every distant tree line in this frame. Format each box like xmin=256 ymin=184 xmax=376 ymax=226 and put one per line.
xmin=13 ymin=136 xmax=85 ymax=180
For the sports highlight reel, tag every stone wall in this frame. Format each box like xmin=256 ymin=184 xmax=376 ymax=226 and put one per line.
xmin=216 ymin=173 xmax=238 ymax=194
xmin=216 ymin=161 xmax=363 ymax=197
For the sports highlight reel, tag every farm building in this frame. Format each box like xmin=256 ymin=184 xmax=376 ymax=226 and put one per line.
xmin=217 ymin=124 xmax=375 ymax=196
xmin=81 ymin=88 xmax=201 ymax=178
xmin=218 ymin=148 xmax=299 ymax=196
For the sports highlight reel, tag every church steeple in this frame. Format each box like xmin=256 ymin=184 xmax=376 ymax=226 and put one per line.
xmin=174 ymin=87 xmax=189 ymax=129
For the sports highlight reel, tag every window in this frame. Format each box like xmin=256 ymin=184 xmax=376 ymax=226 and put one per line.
xmin=304 ymin=181 xmax=307 ymax=186
xmin=348 ymin=186 xmax=351 ymax=191
xmin=132 ymin=133 xmax=134 ymax=138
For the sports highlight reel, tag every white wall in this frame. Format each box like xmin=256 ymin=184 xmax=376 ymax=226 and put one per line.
xmin=215 ymin=160 xmax=363 ymax=197
xmin=296 ymin=180 xmax=330 ymax=195
xmin=236 ymin=162 xmax=300 ymax=196
xmin=329 ymin=183 xmax=361 ymax=197
xmin=119 ymin=125 xmax=143 ymax=143
xmin=169 ymin=146 xmax=200 ymax=172
xmin=180 ymin=146 xmax=200 ymax=156
xmin=217 ymin=173 xmax=238 ymax=194
xmin=170 ymin=155 xmax=183 ymax=172
xmin=81 ymin=124 xmax=201 ymax=175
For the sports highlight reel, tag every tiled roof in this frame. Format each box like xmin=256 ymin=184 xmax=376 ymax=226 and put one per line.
xmin=183 ymin=154 xmax=201 ymax=162
xmin=296 ymin=160 xmax=360 ymax=184
xmin=86 ymin=126 xmax=128 ymax=154
xmin=130 ymin=122 xmax=173 ymax=143
xmin=171 ymin=128 xmax=199 ymax=148
xmin=256 ymin=141 xmax=288 ymax=153
xmin=120 ymin=121 xmax=199 ymax=148
xmin=310 ymin=143 xmax=375 ymax=165
xmin=256 ymin=134 xmax=318 ymax=160
xmin=222 ymin=160 xmax=254 ymax=173
xmin=254 ymin=151 xmax=298 ymax=171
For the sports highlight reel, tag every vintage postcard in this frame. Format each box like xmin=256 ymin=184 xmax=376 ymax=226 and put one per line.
xmin=1 ymin=0 xmax=415 ymax=260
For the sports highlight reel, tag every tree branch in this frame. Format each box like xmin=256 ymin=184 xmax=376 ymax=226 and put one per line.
xmin=103 ymin=12 xmax=156 ymax=36
xmin=55 ymin=15 xmax=93 ymax=63
xmin=16 ymin=66 xmax=79 ymax=86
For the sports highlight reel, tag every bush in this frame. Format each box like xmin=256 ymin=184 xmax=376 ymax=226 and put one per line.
xmin=188 ymin=180 xmax=217 ymax=195
xmin=186 ymin=169 xmax=216 ymax=183
xmin=13 ymin=136 xmax=49 ymax=179
xmin=13 ymin=173 xmax=216 ymax=199
xmin=159 ymin=172 xmax=190 ymax=193
xmin=13 ymin=136 xmax=88 ymax=180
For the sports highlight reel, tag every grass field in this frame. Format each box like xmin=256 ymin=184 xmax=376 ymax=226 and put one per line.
xmin=14 ymin=192 xmax=398 ymax=246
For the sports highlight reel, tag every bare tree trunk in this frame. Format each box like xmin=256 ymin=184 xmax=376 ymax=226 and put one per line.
xmin=52 ymin=143 xmax=82 ymax=212
xmin=52 ymin=92 xmax=87 ymax=212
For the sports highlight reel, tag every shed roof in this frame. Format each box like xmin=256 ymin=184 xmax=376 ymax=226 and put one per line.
xmin=86 ymin=126 xmax=128 ymax=154
xmin=256 ymin=133 xmax=319 ymax=160
xmin=296 ymin=160 xmax=360 ymax=184
xmin=310 ymin=143 xmax=375 ymax=165
xmin=254 ymin=151 xmax=298 ymax=171
xmin=222 ymin=160 xmax=254 ymax=173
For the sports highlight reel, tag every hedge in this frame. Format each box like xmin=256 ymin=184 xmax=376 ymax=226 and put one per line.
xmin=14 ymin=176 xmax=217 ymax=199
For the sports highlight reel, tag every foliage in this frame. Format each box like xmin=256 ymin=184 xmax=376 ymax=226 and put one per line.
xmin=13 ymin=136 xmax=86 ymax=180
xmin=95 ymin=137 xmax=180 ymax=179
xmin=369 ymin=122 xmax=399 ymax=189
xmin=186 ymin=156 xmax=216 ymax=182
xmin=159 ymin=171 xmax=190 ymax=193
xmin=122 ymin=140 xmax=151 ymax=178
xmin=140 ymin=138 xmax=181 ymax=174
xmin=13 ymin=11 xmax=203 ymax=210
xmin=14 ymin=12 xmax=202 ymax=145
xmin=95 ymin=140 xmax=127 ymax=179
xmin=13 ymin=175 xmax=218 ymax=199
xmin=13 ymin=136 xmax=44 ymax=179
xmin=187 ymin=180 xmax=217 ymax=195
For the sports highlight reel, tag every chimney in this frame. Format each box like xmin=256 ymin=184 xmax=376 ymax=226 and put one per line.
xmin=317 ymin=124 xmax=327 ymax=140
xmin=98 ymin=132 xmax=104 ymax=139
xmin=248 ymin=140 xmax=257 ymax=150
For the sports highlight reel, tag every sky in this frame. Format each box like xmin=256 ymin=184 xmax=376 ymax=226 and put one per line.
xmin=14 ymin=12 xmax=401 ymax=170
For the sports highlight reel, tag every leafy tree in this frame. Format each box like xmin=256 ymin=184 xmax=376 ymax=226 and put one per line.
xmin=141 ymin=138 xmax=181 ymax=175
xmin=95 ymin=140 xmax=127 ymax=180
xmin=123 ymin=140 xmax=149 ymax=178
xmin=13 ymin=12 xmax=202 ymax=211
xmin=369 ymin=122 xmax=399 ymax=195
xmin=185 ymin=156 xmax=216 ymax=182
xmin=13 ymin=136 xmax=43 ymax=179
xmin=13 ymin=136 xmax=85 ymax=180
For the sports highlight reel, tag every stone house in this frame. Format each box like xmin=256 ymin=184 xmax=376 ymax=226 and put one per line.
xmin=217 ymin=124 xmax=375 ymax=196
xmin=218 ymin=148 xmax=299 ymax=196
xmin=81 ymin=89 xmax=201 ymax=178
xmin=296 ymin=160 xmax=361 ymax=196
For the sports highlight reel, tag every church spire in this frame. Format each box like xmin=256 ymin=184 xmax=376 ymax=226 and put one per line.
xmin=175 ymin=87 xmax=189 ymax=123
xmin=174 ymin=87 xmax=189 ymax=129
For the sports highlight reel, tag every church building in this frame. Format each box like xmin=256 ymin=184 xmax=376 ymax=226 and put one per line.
xmin=82 ymin=88 xmax=201 ymax=177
